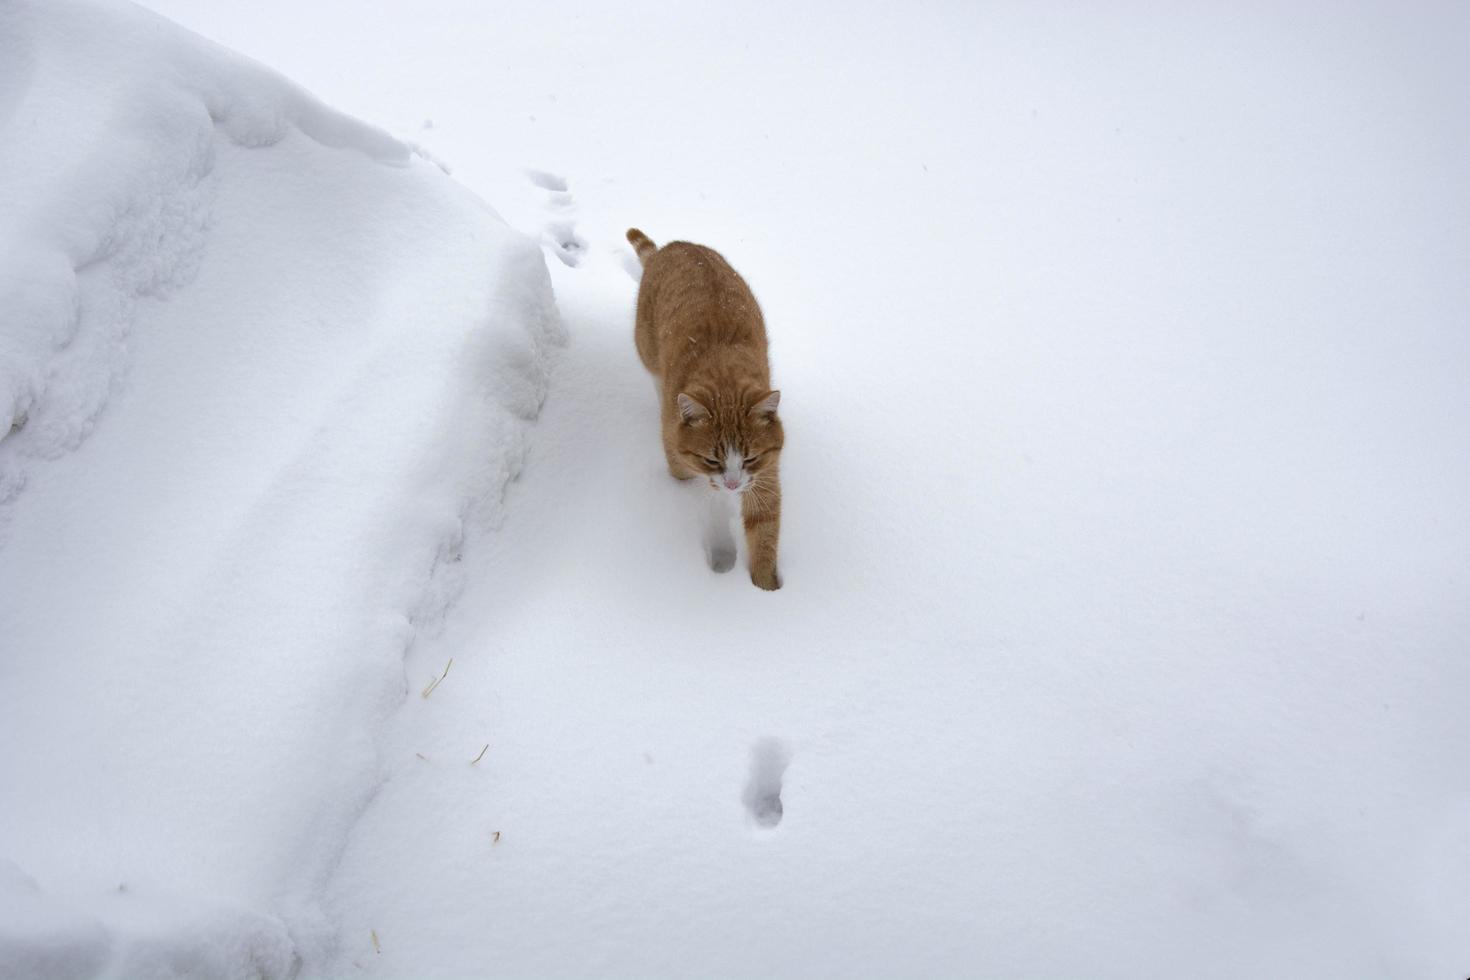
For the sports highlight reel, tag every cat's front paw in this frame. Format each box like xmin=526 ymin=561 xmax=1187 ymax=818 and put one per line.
xmin=751 ymin=565 xmax=781 ymax=591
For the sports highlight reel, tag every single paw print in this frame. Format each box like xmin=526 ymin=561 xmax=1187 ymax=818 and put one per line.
xmin=708 ymin=543 xmax=737 ymax=573
xmin=743 ymin=738 xmax=791 ymax=829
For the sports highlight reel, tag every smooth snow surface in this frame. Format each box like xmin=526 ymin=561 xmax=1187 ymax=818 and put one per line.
xmin=7 ymin=0 xmax=1470 ymax=977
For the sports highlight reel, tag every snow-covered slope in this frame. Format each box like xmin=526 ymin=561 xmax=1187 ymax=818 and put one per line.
xmin=0 ymin=1 xmax=562 ymax=976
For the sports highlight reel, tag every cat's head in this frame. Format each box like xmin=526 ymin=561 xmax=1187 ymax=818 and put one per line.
xmin=675 ymin=389 xmax=782 ymax=495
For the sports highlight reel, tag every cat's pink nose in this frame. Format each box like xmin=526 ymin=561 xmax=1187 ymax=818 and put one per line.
xmin=724 ymin=478 xmax=741 ymax=490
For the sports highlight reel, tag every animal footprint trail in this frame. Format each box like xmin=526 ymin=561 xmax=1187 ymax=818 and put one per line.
xmin=526 ymin=169 xmax=586 ymax=267
xmin=545 ymin=220 xmax=586 ymax=267
xmin=743 ymin=737 xmax=791 ymax=829
xmin=524 ymin=169 xmax=567 ymax=192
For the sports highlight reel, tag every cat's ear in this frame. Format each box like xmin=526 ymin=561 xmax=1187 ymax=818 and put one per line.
xmin=676 ymin=392 xmax=711 ymax=425
xmin=749 ymin=390 xmax=780 ymax=419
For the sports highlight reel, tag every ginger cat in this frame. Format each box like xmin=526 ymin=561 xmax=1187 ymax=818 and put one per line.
xmin=627 ymin=228 xmax=783 ymax=590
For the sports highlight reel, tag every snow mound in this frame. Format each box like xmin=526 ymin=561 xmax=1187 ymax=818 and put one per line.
xmin=0 ymin=0 xmax=563 ymax=975
xmin=0 ymin=0 xmax=408 ymax=502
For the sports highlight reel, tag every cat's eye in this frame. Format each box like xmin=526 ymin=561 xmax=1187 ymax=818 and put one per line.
xmin=701 ymin=456 xmax=720 ymax=468
xmin=743 ymin=456 xmax=759 ymax=466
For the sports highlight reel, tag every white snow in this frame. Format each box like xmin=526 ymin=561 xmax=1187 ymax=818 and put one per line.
xmin=5 ymin=0 xmax=1470 ymax=977
xmin=0 ymin=0 xmax=561 ymax=975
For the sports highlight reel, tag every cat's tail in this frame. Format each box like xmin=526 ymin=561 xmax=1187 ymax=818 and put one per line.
xmin=626 ymin=228 xmax=658 ymax=266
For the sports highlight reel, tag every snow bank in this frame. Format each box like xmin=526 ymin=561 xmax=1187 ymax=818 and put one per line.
xmin=0 ymin=0 xmax=562 ymax=975
xmin=0 ymin=0 xmax=406 ymax=503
